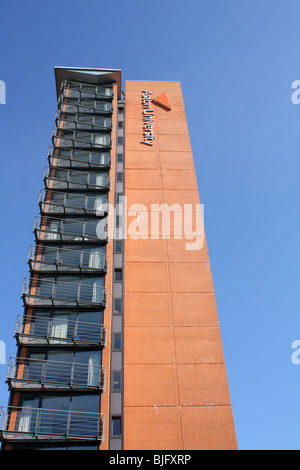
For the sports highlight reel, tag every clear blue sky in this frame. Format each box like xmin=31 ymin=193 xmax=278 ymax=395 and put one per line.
xmin=1 ymin=0 xmax=300 ymax=450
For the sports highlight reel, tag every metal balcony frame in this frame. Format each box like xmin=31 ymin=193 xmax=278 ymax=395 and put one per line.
xmin=21 ymin=278 xmax=108 ymax=309
xmin=33 ymin=216 xmax=109 ymax=244
xmin=43 ymin=166 xmax=111 ymax=192
xmin=38 ymin=189 xmax=109 ymax=217
xmin=61 ymin=80 xmax=114 ymax=100
xmin=47 ymin=147 xmax=111 ymax=170
xmin=14 ymin=314 xmax=107 ymax=348
xmin=55 ymin=113 xmax=112 ymax=133
xmin=52 ymin=132 xmax=112 ymax=151
xmin=58 ymin=96 xmax=113 ymax=115
xmin=6 ymin=357 xmax=105 ymax=392
xmin=27 ymin=245 xmax=108 ymax=274
xmin=0 ymin=406 xmax=104 ymax=442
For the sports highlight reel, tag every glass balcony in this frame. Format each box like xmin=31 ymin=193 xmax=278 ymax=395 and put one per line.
xmin=61 ymin=80 xmax=113 ymax=100
xmin=52 ymin=128 xmax=111 ymax=150
xmin=44 ymin=167 xmax=110 ymax=192
xmin=34 ymin=216 xmax=109 ymax=243
xmin=6 ymin=357 xmax=105 ymax=392
xmin=39 ymin=190 xmax=109 ymax=216
xmin=58 ymin=96 xmax=113 ymax=115
xmin=0 ymin=406 xmax=104 ymax=442
xmin=14 ymin=314 xmax=107 ymax=347
xmin=48 ymin=147 xmax=111 ymax=170
xmin=21 ymin=278 xmax=108 ymax=308
xmin=27 ymin=245 xmax=108 ymax=274
xmin=55 ymin=112 xmax=112 ymax=132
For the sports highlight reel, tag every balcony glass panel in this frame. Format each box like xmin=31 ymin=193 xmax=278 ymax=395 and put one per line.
xmin=15 ymin=314 xmax=106 ymax=347
xmin=39 ymin=190 xmax=108 ymax=216
xmin=34 ymin=216 xmax=108 ymax=243
xmin=62 ymin=80 xmax=113 ymax=98
xmin=52 ymin=129 xmax=111 ymax=149
xmin=56 ymin=115 xmax=112 ymax=132
xmin=59 ymin=97 xmax=113 ymax=115
xmin=48 ymin=148 xmax=111 ymax=169
xmin=28 ymin=245 xmax=107 ymax=273
xmin=22 ymin=277 xmax=107 ymax=307
xmin=44 ymin=167 xmax=110 ymax=191
xmin=6 ymin=356 xmax=105 ymax=391
xmin=0 ymin=406 xmax=103 ymax=441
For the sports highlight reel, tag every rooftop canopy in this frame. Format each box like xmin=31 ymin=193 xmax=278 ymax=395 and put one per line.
xmin=54 ymin=66 xmax=122 ymax=100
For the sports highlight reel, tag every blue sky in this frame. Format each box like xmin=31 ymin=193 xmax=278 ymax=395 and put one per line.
xmin=1 ymin=0 xmax=300 ymax=450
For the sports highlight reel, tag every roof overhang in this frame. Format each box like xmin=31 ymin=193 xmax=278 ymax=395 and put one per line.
xmin=54 ymin=66 xmax=122 ymax=100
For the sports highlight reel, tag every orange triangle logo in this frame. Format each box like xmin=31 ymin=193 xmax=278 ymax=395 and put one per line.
xmin=152 ymin=92 xmax=171 ymax=111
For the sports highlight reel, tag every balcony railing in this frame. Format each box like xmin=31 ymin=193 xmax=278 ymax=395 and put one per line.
xmin=39 ymin=190 xmax=109 ymax=216
xmin=33 ymin=216 xmax=109 ymax=243
xmin=6 ymin=357 xmax=105 ymax=392
xmin=0 ymin=406 xmax=104 ymax=442
xmin=48 ymin=147 xmax=111 ymax=170
xmin=55 ymin=113 xmax=112 ymax=132
xmin=61 ymin=80 xmax=113 ymax=99
xmin=52 ymin=128 xmax=111 ymax=150
xmin=21 ymin=278 xmax=108 ymax=308
xmin=27 ymin=245 xmax=108 ymax=274
xmin=14 ymin=314 xmax=107 ymax=347
xmin=58 ymin=96 xmax=113 ymax=115
xmin=43 ymin=167 xmax=110 ymax=192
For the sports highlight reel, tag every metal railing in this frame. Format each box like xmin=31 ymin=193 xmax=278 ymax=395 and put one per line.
xmin=47 ymin=147 xmax=111 ymax=170
xmin=0 ymin=406 xmax=104 ymax=442
xmin=52 ymin=128 xmax=111 ymax=150
xmin=58 ymin=96 xmax=113 ymax=115
xmin=14 ymin=314 xmax=107 ymax=347
xmin=6 ymin=357 xmax=105 ymax=391
xmin=27 ymin=245 xmax=108 ymax=274
xmin=33 ymin=216 xmax=109 ymax=243
xmin=55 ymin=113 xmax=112 ymax=132
xmin=39 ymin=189 xmax=109 ymax=216
xmin=61 ymin=80 xmax=113 ymax=99
xmin=43 ymin=167 xmax=110 ymax=192
xmin=21 ymin=278 xmax=108 ymax=308
xmin=58 ymin=100 xmax=113 ymax=116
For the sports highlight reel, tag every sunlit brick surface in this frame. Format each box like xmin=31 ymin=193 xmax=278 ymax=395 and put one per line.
xmin=123 ymin=81 xmax=237 ymax=450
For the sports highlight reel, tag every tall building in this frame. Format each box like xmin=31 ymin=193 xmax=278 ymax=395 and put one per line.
xmin=0 ymin=67 xmax=237 ymax=450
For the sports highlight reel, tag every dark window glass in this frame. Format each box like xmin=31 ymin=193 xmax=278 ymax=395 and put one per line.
xmin=114 ymin=269 xmax=122 ymax=282
xmin=112 ymin=373 xmax=121 ymax=391
xmin=115 ymin=241 xmax=122 ymax=253
xmin=113 ymin=300 xmax=122 ymax=314
xmin=113 ymin=334 xmax=122 ymax=350
xmin=112 ymin=417 xmax=121 ymax=436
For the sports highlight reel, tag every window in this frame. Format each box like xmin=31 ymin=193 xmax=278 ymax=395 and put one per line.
xmin=115 ymin=215 xmax=120 ymax=228
xmin=112 ymin=417 xmax=121 ymax=436
xmin=117 ymin=153 xmax=123 ymax=162
xmin=113 ymin=334 xmax=122 ymax=350
xmin=114 ymin=269 xmax=122 ymax=282
xmin=116 ymin=172 xmax=123 ymax=182
xmin=112 ymin=372 xmax=121 ymax=391
xmin=118 ymin=121 xmax=123 ymax=128
xmin=113 ymin=299 xmax=122 ymax=315
xmin=117 ymin=137 xmax=123 ymax=145
xmin=115 ymin=240 xmax=122 ymax=253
